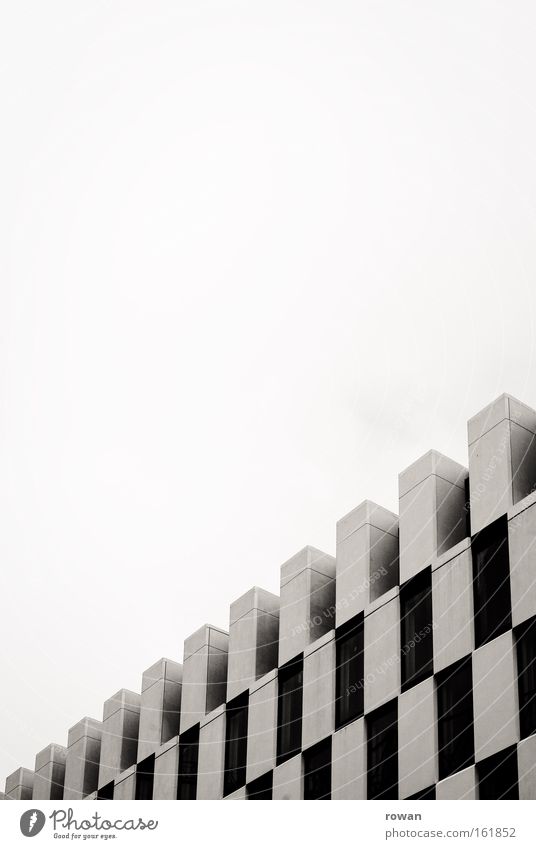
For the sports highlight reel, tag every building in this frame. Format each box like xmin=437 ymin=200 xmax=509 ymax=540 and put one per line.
xmin=3 ymin=392 xmax=536 ymax=800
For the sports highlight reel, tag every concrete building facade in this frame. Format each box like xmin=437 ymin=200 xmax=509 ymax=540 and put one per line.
xmin=4 ymin=392 xmax=536 ymax=800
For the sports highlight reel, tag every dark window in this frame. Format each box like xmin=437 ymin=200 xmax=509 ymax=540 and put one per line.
xmin=367 ymin=699 xmax=398 ymax=799
xmin=224 ymin=692 xmax=248 ymax=797
xmin=303 ymin=737 xmax=331 ymax=800
xmin=97 ymin=780 xmax=114 ymax=800
xmin=437 ymin=656 xmax=474 ymax=780
xmin=464 ymin=476 xmax=471 ymax=538
xmin=478 ymin=746 xmax=519 ymax=800
xmin=515 ymin=615 xmax=536 ymax=739
xmin=400 ymin=568 xmax=433 ymax=690
xmin=276 ymin=655 xmax=303 ymax=765
xmin=246 ymin=771 xmax=273 ymax=799
xmin=472 ymin=515 xmax=512 ymax=648
xmin=177 ymin=724 xmax=199 ymax=800
xmin=135 ymin=754 xmax=155 ymax=800
xmin=335 ymin=613 xmax=364 ymax=730
xmin=406 ymin=785 xmax=436 ymax=800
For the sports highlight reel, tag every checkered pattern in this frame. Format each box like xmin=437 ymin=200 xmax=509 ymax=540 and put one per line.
xmin=3 ymin=392 xmax=536 ymax=801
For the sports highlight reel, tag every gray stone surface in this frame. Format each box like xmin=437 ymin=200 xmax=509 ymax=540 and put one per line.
xmin=399 ymin=450 xmax=467 ymax=584
xmin=64 ymin=717 xmax=102 ymax=800
xmin=98 ymin=689 xmax=141 ymax=789
xmin=33 ymin=744 xmax=66 ymax=800
xmin=364 ymin=588 xmax=401 ymax=714
xmin=278 ymin=546 xmax=335 ymax=666
xmin=227 ymin=587 xmax=279 ymax=701
xmin=468 ymin=394 xmax=536 ymax=534
xmin=138 ymin=658 xmax=182 ymax=761
xmin=473 ymin=632 xmax=519 ymax=763
xmin=336 ymin=500 xmax=399 ymax=627
xmin=180 ymin=625 xmax=229 ymax=734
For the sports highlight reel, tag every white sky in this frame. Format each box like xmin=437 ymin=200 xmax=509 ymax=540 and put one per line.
xmin=1 ymin=0 xmax=536 ymax=782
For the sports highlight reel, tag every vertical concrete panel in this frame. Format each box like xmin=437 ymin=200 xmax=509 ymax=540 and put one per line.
xmin=4 ymin=768 xmax=34 ymax=800
xmin=114 ymin=765 xmax=136 ymax=800
xmin=473 ymin=632 xmax=519 ymax=762
xmin=436 ymin=766 xmax=477 ymax=799
xmin=398 ymin=678 xmax=437 ymax=799
xmin=153 ymin=738 xmax=179 ymax=800
xmin=302 ymin=632 xmax=335 ymax=750
xmin=64 ymin=718 xmax=102 ymax=800
xmin=273 ymin=753 xmax=302 ymax=800
xmin=33 ymin=744 xmax=66 ymax=800
xmin=518 ymin=736 xmax=536 ymax=800
xmin=227 ymin=587 xmax=279 ymax=701
xmin=197 ymin=705 xmax=225 ymax=800
xmin=432 ymin=540 xmax=473 ymax=673
xmin=332 ymin=718 xmax=366 ymax=799
xmin=246 ymin=669 xmax=277 ymax=784
xmin=364 ymin=589 xmax=401 ymax=714
xmin=180 ymin=625 xmax=229 ymax=734
xmin=508 ymin=493 xmax=536 ymax=627
xmin=468 ymin=394 xmax=536 ymax=535
xmin=98 ymin=690 xmax=141 ymax=788
xmin=278 ymin=546 xmax=335 ymax=666
xmin=399 ymin=450 xmax=467 ymax=584
xmin=138 ymin=658 xmax=182 ymax=761
xmin=335 ymin=501 xmax=399 ymax=628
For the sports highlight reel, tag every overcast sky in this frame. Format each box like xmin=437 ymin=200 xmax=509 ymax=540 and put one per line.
xmin=1 ymin=0 xmax=536 ymax=782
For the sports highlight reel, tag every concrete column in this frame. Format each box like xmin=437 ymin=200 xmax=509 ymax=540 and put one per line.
xmin=399 ymin=450 xmax=468 ymax=584
xmin=5 ymin=768 xmax=33 ymax=800
xmin=227 ymin=587 xmax=279 ymax=701
xmin=473 ymin=631 xmax=519 ymax=763
xmin=273 ymin=752 xmax=302 ymax=799
xmin=363 ymin=588 xmax=401 ymax=714
xmin=98 ymin=689 xmax=141 ymax=789
xmin=114 ymin=765 xmax=136 ymax=800
xmin=63 ymin=717 xmax=102 ymax=800
xmin=278 ymin=546 xmax=336 ymax=667
xmin=432 ymin=538 xmax=474 ymax=673
xmin=518 ymin=736 xmax=536 ymax=799
xmin=153 ymin=737 xmax=179 ymax=800
xmin=398 ymin=677 xmax=437 ymax=799
xmin=246 ymin=668 xmax=277 ymax=784
xmin=332 ymin=717 xmax=366 ymax=799
xmin=436 ymin=766 xmax=477 ymax=799
xmin=33 ymin=744 xmax=66 ymax=800
xmin=180 ymin=625 xmax=229 ymax=735
xmin=302 ymin=631 xmax=335 ymax=750
xmin=468 ymin=394 xmax=536 ymax=535
xmin=196 ymin=704 xmax=225 ymax=800
xmin=138 ymin=658 xmax=182 ymax=762
xmin=508 ymin=491 xmax=536 ymax=627
xmin=335 ymin=500 xmax=399 ymax=628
